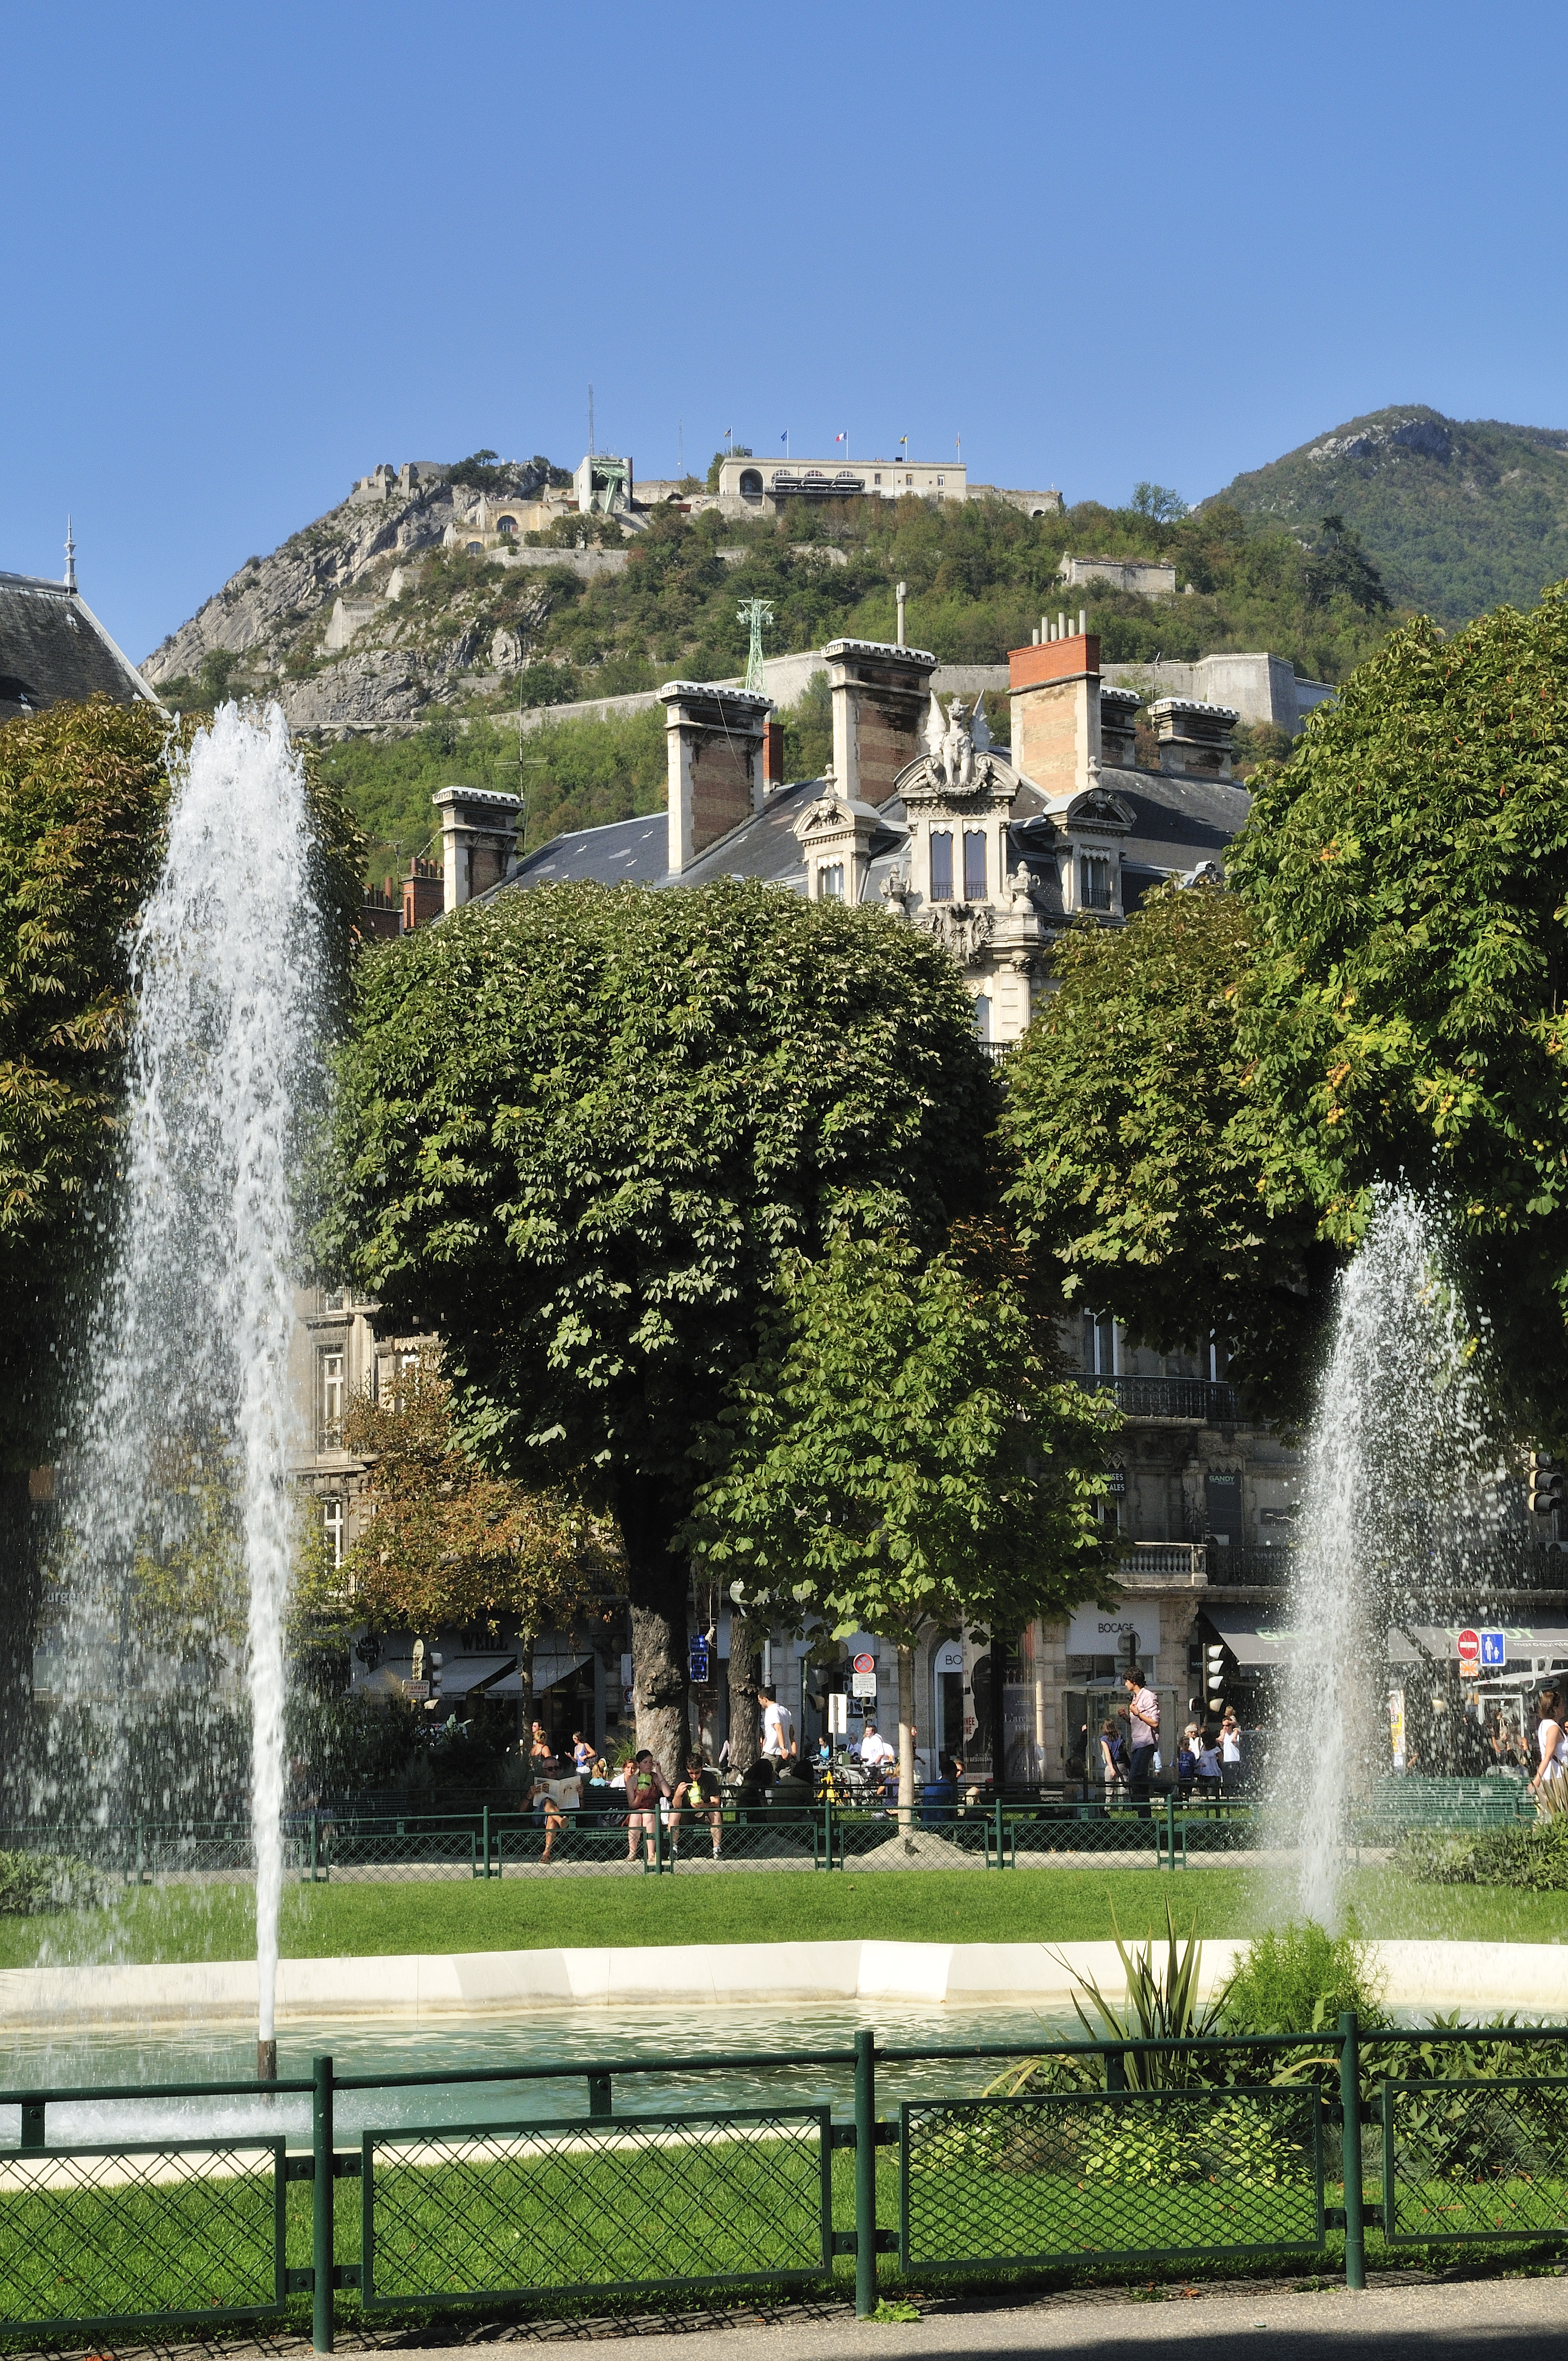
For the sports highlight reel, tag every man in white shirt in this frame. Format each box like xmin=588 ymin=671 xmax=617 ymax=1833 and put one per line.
xmin=1122 ymin=1666 xmax=1160 ymax=1823
xmin=760 ymin=1685 xmax=797 ymax=1764
xmin=858 ymin=1721 xmax=894 ymax=1770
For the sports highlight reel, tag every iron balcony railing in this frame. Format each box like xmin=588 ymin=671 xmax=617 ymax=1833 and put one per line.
xmin=1071 ymin=1372 xmax=1242 ymax=1422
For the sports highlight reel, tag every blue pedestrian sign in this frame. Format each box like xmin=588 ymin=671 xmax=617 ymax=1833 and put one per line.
xmin=1479 ymin=1629 xmax=1507 ymax=1668
xmin=688 ymin=1638 xmax=712 ymax=1684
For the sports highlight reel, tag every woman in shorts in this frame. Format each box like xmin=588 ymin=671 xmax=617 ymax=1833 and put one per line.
xmin=622 ymin=1749 xmax=669 ymax=1864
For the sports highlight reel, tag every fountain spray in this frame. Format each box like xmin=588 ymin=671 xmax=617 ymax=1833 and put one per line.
xmin=51 ymin=704 xmax=325 ymax=2075
xmin=1267 ymin=1187 xmax=1503 ymax=1929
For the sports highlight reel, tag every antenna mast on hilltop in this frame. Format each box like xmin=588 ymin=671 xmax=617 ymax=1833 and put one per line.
xmin=588 ymin=384 xmax=595 ymax=457
xmin=64 ymin=514 xmax=76 ymax=592
xmin=738 ymin=597 xmax=772 ymax=694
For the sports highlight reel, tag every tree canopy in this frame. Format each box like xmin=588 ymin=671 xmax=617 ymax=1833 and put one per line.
xmin=687 ymin=1214 xmax=1119 ymax=1804
xmin=1228 ymin=590 xmax=1568 ymax=1437
xmin=1001 ymin=885 xmax=1322 ymax=1424
xmin=318 ymin=877 xmax=999 ymax=1770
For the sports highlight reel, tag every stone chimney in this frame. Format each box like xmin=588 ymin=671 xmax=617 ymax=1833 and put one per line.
xmin=433 ymin=785 xmax=522 ymax=912
xmin=1008 ymin=633 xmax=1102 ymax=796
xmin=659 ymin=681 xmax=771 ymax=875
xmin=402 ymin=854 xmax=444 ymax=932
xmin=1098 ymin=686 xmax=1141 ymax=771
xmin=1149 ymin=697 xmax=1238 ymax=780
xmin=823 ymin=638 xmax=939 ymax=807
xmin=763 ymin=717 xmax=786 ymax=791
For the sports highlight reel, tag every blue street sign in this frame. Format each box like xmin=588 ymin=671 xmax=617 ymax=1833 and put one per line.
xmin=688 ymin=1639 xmax=712 ymax=1684
xmin=1479 ymin=1629 xmax=1507 ymax=1668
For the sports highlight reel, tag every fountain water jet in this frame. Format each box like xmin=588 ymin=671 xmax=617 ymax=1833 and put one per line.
xmin=1267 ymin=1187 xmax=1506 ymax=1930
xmin=46 ymin=703 xmax=326 ymax=2071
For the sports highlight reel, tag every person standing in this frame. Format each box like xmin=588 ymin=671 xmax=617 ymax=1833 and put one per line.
xmin=1219 ymin=1709 xmax=1243 ymax=1797
xmin=858 ymin=1721 xmax=894 ymax=1774
xmin=1098 ymin=1720 xmax=1126 ymax=1814
xmin=1123 ymin=1667 xmax=1159 ymax=1822
xmin=572 ymin=1730 xmax=596 ymax=1782
xmin=760 ymin=1685 xmax=797 ymax=1767
xmin=1195 ymin=1726 xmax=1223 ymax=1808
xmin=1531 ymin=1688 xmax=1567 ymax=1809
xmin=622 ymin=1749 xmax=668 ymax=1865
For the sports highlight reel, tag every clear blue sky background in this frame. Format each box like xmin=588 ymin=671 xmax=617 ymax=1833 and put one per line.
xmin=5 ymin=0 xmax=1563 ymax=664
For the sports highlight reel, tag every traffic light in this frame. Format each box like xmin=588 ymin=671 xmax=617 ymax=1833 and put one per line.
xmin=1206 ymin=1644 xmax=1225 ymax=1701
xmin=1528 ymin=1451 xmax=1564 ymax=1515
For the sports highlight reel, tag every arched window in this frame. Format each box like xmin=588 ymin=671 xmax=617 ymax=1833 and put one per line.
xmin=929 ymin=830 xmax=953 ymax=902
xmin=497 ymin=515 xmax=517 ymax=536
xmin=818 ymin=861 xmax=845 ymax=901
xmin=466 ymin=541 xmax=482 ymax=554
xmin=738 ymin=469 xmax=763 ymax=498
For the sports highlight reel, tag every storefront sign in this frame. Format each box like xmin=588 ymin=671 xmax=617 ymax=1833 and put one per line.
xmin=933 ymin=1640 xmax=965 ymax=1675
xmin=1066 ymin=1607 xmax=1161 ymax=1660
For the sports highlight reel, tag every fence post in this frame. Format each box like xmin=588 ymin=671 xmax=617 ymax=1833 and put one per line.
xmin=1105 ymin=2046 xmax=1127 ymax=2092
xmin=312 ymin=2052 xmax=335 ymax=2352
xmin=1338 ymin=2010 xmax=1365 ymax=2292
xmin=994 ymin=1794 xmax=1005 ymax=1869
xmin=854 ymin=2026 xmax=877 ymax=2319
xmin=823 ymin=1792 xmax=835 ymax=1870
xmin=135 ymin=1817 xmax=146 ymax=1887
xmin=482 ymin=1804 xmax=491 ymax=1880
xmin=308 ymin=1811 xmax=319 ymax=1885
xmin=587 ymin=2071 xmax=612 ymax=2120
xmin=1163 ymin=1791 xmax=1174 ymax=1867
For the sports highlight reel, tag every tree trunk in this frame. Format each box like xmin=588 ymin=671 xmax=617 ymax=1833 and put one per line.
xmin=615 ymin=1473 xmax=689 ymax=1782
xmin=896 ymin=1642 xmax=917 ymax=1829
xmin=516 ymin=1631 xmax=535 ymax=1769
xmin=0 ymin=1471 xmax=44 ymax=1815
xmin=727 ymin=1612 xmax=761 ymax=1774
xmin=988 ymin=1629 xmax=1009 ymax=1795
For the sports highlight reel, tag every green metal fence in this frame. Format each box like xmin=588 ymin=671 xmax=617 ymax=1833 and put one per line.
xmin=6 ymin=2017 xmax=1568 ymax=2349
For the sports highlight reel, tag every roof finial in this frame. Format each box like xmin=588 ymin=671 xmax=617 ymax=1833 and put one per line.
xmin=64 ymin=515 xmax=77 ymax=593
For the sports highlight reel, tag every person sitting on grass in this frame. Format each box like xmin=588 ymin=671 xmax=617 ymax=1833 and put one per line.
xmin=526 ymin=1771 xmax=581 ymax=1864
xmin=622 ymin=1748 xmax=669 ymax=1864
xmin=671 ymin=1751 xmax=725 ymax=1858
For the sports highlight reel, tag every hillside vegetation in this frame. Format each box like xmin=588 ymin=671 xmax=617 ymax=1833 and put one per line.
xmin=1212 ymin=405 xmax=1568 ymax=623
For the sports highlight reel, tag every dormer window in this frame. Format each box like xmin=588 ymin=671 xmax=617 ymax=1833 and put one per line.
xmin=929 ymin=830 xmax=954 ymax=902
xmin=963 ymin=830 xmax=987 ymax=900
xmin=818 ymin=861 xmax=845 ymax=901
xmin=1079 ymin=853 xmax=1113 ymax=911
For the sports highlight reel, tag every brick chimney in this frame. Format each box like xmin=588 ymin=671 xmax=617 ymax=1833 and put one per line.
xmin=433 ymin=785 xmax=522 ymax=911
xmin=1008 ymin=633 xmax=1102 ymax=796
xmin=824 ymin=638 xmax=939 ymax=807
xmin=659 ymin=681 xmax=771 ymax=875
xmin=763 ymin=717 xmax=786 ymax=791
xmin=402 ymin=854 xmax=444 ymax=932
xmin=360 ymin=879 xmax=401 ymax=941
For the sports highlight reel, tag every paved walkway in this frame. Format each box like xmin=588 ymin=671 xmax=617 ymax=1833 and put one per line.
xmin=410 ymin=2271 xmax=1566 ymax=2358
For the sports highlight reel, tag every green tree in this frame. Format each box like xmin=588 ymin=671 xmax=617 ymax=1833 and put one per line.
xmin=1001 ymin=886 xmax=1324 ymax=1424
xmin=705 ymin=446 xmax=752 ymax=492
xmin=317 ymin=879 xmax=998 ymax=1775
xmin=1228 ymin=587 xmax=1568 ymax=1437
xmin=688 ymin=1215 xmax=1119 ymax=1811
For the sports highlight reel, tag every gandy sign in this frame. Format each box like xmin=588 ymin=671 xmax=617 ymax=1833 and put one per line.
xmin=1066 ymin=1607 xmax=1162 ymax=1661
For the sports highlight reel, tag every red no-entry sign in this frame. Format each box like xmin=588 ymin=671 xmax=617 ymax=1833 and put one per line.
xmin=1457 ymin=1627 xmax=1480 ymax=1661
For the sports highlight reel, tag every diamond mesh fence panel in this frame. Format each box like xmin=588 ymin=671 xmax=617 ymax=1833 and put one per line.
xmin=361 ymin=2108 xmax=832 ymax=2306
xmin=321 ymin=1829 xmax=478 ymax=1882
xmin=0 ymin=2140 xmax=285 ymax=2337
xmin=669 ymin=1810 xmax=824 ymax=1871
xmin=1382 ymin=2076 xmax=1568 ymax=2243
xmin=1006 ymin=1809 xmax=1164 ymax=1861
xmin=901 ymin=2087 xmax=1325 ymax=2272
xmin=497 ymin=1819 xmax=659 ymax=1876
xmin=835 ymin=1812 xmax=988 ymax=1871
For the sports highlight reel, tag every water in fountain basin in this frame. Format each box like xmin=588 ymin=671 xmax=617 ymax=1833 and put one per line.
xmin=40 ymin=703 xmax=326 ymax=2052
xmin=1268 ymin=1187 xmax=1508 ymax=1931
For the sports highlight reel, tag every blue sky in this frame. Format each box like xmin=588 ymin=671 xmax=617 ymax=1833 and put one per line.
xmin=4 ymin=0 xmax=1564 ymax=663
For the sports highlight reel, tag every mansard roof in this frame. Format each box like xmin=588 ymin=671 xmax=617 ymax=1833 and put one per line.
xmin=0 ymin=572 xmax=161 ymax=724
xmin=494 ymin=754 xmax=1251 ymax=913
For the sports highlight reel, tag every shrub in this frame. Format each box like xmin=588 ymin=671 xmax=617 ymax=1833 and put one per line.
xmin=1396 ymin=1819 xmax=1568 ymax=1891
xmin=0 ymin=1851 xmax=106 ymax=1913
xmin=1219 ymin=1921 xmax=1389 ymax=2033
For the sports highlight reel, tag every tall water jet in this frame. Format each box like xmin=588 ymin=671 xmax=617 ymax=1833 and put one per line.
xmin=46 ymin=703 xmax=326 ymax=2070
xmin=1268 ymin=1187 xmax=1504 ymax=1929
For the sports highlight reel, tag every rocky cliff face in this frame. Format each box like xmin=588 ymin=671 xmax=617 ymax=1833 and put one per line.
xmin=141 ymin=463 xmax=560 ymax=735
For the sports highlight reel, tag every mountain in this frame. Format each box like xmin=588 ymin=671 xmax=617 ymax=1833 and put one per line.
xmin=1208 ymin=406 xmax=1568 ymax=623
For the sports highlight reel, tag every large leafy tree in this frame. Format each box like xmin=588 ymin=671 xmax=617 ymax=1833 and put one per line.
xmin=1001 ymin=886 xmax=1324 ymax=1425
xmin=1228 ymin=590 xmax=1568 ymax=1437
xmin=317 ymin=878 xmax=997 ymax=1774
xmin=687 ymin=1214 xmax=1119 ymax=1810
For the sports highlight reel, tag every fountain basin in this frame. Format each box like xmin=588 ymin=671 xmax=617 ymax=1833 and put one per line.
xmin=2 ymin=1935 xmax=1562 ymax=2030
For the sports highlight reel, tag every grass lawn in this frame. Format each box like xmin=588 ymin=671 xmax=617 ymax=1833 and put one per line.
xmin=2 ymin=1864 xmax=1565 ymax=1972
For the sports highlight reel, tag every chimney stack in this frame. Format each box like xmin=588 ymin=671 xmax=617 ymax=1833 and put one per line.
xmin=1149 ymin=698 xmax=1238 ymax=780
xmin=1007 ymin=632 xmax=1102 ymax=797
xmin=823 ymin=637 xmax=939 ymax=807
xmin=432 ymin=785 xmax=522 ymax=911
xmin=659 ymin=680 xmax=770 ymax=874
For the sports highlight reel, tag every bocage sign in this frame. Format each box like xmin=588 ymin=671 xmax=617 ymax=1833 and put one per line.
xmin=1065 ymin=1607 xmax=1162 ymax=1660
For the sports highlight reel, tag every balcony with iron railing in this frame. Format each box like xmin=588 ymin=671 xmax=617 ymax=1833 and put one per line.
xmin=1072 ymin=1372 xmax=1242 ymax=1422
xmin=1114 ymin=1539 xmax=1568 ymax=1593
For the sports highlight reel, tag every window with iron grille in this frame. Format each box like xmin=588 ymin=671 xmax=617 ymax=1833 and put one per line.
xmin=1079 ymin=853 xmax=1112 ymax=911
xmin=963 ymin=830 xmax=987 ymax=900
xmin=929 ymin=829 xmax=954 ymax=901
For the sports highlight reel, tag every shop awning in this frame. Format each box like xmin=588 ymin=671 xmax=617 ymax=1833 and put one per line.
xmin=1202 ymin=1617 xmax=1568 ymax=1672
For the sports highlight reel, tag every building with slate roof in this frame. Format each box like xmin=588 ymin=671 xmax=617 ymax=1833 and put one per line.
xmin=0 ymin=540 xmax=161 ymax=724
